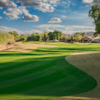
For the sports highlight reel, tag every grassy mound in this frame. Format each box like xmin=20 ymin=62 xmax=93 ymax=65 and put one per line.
xmin=0 ymin=43 xmax=100 ymax=100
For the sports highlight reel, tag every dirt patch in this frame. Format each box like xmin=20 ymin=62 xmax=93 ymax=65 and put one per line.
xmin=0 ymin=44 xmax=14 ymax=51
xmin=5 ymin=42 xmax=57 ymax=53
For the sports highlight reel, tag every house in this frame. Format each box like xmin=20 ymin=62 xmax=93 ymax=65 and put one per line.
xmin=81 ymin=36 xmax=93 ymax=43
xmin=93 ymin=37 xmax=100 ymax=43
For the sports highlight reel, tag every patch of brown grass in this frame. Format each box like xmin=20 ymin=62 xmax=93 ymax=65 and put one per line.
xmin=0 ymin=44 xmax=14 ymax=51
xmin=6 ymin=42 xmax=57 ymax=53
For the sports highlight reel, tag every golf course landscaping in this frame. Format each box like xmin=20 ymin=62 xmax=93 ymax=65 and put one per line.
xmin=0 ymin=42 xmax=100 ymax=100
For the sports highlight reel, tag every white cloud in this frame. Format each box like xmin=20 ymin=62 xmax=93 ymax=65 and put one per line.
xmin=0 ymin=26 xmax=54 ymax=35
xmin=20 ymin=7 xmax=39 ymax=22
xmin=82 ymin=0 xmax=93 ymax=3
xmin=0 ymin=16 xmax=2 ymax=19
xmin=35 ymin=3 xmax=54 ymax=12
xmin=3 ymin=7 xmax=39 ymax=22
xmin=66 ymin=25 xmax=95 ymax=30
xmin=22 ymin=15 xmax=39 ymax=22
xmin=0 ymin=26 xmax=24 ymax=35
xmin=65 ymin=25 xmax=95 ymax=34
xmin=3 ymin=8 xmax=22 ymax=19
xmin=37 ymin=24 xmax=95 ymax=34
xmin=0 ymin=0 xmax=17 ymax=8
xmin=48 ymin=18 xmax=62 ymax=23
xmin=37 ymin=24 xmax=65 ymax=28
xmin=62 ymin=15 xmax=67 ymax=18
xmin=0 ymin=26 xmax=42 ymax=35
xmin=18 ymin=0 xmax=60 ymax=12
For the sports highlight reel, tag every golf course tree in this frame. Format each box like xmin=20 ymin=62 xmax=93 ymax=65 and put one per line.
xmin=9 ymin=31 xmax=20 ymax=41
xmin=28 ymin=33 xmax=40 ymax=41
xmin=20 ymin=34 xmax=27 ymax=42
xmin=0 ymin=31 xmax=7 ymax=44
xmin=71 ymin=36 xmax=76 ymax=42
xmin=5 ymin=33 xmax=15 ymax=44
xmin=89 ymin=4 xmax=100 ymax=36
xmin=0 ymin=31 xmax=15 ymax=46
xmin=71 ymin=32 xmax=82 ymax=42
xmin=61 ymin=34 xmax=67 ymax=42
xmin=75 ymin=33 xmax=82 ymax=42
xmin=48 ymin=32 xmax=53 ymax=40
xmin=53 ymin=30 xmax=62 ymax=40
xmin=94 ymin=32 xmax=98 ymax=37
xmin=82 ymin=32 xmax=86 ymax=37
xmin=41 ymin=32 xmax=48 ymax=42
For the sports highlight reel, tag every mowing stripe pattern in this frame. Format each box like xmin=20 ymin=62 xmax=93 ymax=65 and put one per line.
xmin=0 ymin=43 xmax=98 ymax=100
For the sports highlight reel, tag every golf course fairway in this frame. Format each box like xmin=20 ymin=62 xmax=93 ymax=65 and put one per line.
xmin=0 ymin=42 xmax=100 ymax=100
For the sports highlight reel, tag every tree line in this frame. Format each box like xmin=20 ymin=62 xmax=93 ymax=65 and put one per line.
xmin=71 ymin=32 xmax=86 ymax=42
xmin=0 ymin=31 xmax=15 ymax=44
xmin=0 ymin=30 xmax=68 ymax=44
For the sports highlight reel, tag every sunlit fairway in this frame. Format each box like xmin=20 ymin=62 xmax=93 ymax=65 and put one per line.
xmin=0 ymin=42 xmax=100 ymax=100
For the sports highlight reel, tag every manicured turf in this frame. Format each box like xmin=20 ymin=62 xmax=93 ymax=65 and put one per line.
xmin=0 ymin=43 xmax=100 ymax=100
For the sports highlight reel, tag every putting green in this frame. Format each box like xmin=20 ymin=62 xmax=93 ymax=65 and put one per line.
xmin=0 ymin=42 xmax=100 ymax=100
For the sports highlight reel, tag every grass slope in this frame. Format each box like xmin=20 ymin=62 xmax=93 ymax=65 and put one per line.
xmin=0 ymin=42 xmax=100 ymax=100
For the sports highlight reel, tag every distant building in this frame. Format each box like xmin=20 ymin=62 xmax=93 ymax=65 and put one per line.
xmin=53 ymin=39 xmax=59 ymax=42
xmin=81 ymin=36 xmax=93 ymax=43
xmin=93 ymin=37 xmax=100 ymax=43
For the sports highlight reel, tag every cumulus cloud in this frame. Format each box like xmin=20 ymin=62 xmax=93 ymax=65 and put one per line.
xmin=82 ymin=0 xmax=93 ymax=3
xmin=3 ymin=7 xmax=39 ymax=21
xmin=18 ymin=0 xmax=59 ymax=12
xmin=0 ymin=0 xmax=17 ymax=8
xmin=48 ymin=18 xmax=62 ymax=23
xmin=82 ymin=0 xmax=94 ymax=3
xmin=22 ymin=15 xmax=39 ymax=22
xmin=20 ymin=7 xmax=39 ymax=22
xmin=3 ymin=8 xmax=22 ymax=19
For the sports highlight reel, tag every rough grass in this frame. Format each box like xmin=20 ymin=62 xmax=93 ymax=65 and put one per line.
xmin=6 ymin=42 xmax=56 ymax=53
xmin=0 ymin=42 xmax=100 ymax=100
xmin=65 ymin=52 xmax=100 ymax=100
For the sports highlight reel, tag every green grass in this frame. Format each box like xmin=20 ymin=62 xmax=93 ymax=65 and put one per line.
xmin=0 ymin=42 xmax=100 ymax=100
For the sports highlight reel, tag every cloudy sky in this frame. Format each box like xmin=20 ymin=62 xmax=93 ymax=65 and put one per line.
xmin=0 ymin=0 xmax=99 ymax=35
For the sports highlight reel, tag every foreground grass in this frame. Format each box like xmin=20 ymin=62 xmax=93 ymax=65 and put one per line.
xmin=0 ymin=43 xmax=100 ymax=100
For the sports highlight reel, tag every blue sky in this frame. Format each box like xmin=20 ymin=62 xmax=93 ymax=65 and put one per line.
xmin=0 ymin=0 xmax=98 ymax=35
